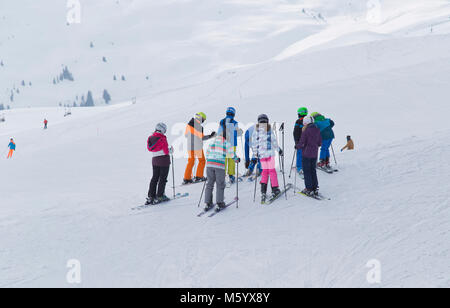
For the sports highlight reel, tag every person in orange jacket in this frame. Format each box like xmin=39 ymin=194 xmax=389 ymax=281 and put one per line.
xmin=341 ymin=135 xmax=354 ymax=151
xmin=7 ymin=138 xmax=16 ymax=159
xmin=183 ymin=112 xmax=216 ymax=185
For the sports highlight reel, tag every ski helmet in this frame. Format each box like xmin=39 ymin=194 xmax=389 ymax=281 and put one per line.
xmin=196 ymin=112 xmax=207 ymax=122
xmin=155 ymin=122 xmax=167 ymax=134
xmin=297 ymin=107 xmax=308 ymax=117
xmin=226 ymin=107 xmax=236 ymax=117
xmin=311 ymin=112 xmax=321 ymax=119
xmin=303 ymin=116 xmax=314 ymax=126
xmin=258 ymin=114 xmax=269 ymax=124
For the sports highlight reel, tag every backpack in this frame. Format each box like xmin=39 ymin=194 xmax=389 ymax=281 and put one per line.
xmin=147 ymin=135 xmax=161 ymax=152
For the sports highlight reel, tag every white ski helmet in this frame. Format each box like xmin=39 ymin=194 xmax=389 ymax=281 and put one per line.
xmin=303 ymin=116 xmax=314 ymax=126
xmin=155 ymin=122 xmax=167 ymax=134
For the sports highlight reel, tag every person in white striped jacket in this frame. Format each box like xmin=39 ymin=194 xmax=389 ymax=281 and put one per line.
xmin=204 ymin=130 xmax=240 ymax=211
xmin=251 ymin=114 xmax=283 ymax=204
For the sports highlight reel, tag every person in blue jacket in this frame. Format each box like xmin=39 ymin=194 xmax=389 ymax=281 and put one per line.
xmin=217 ymin=107 xmax=243 ymax=183
xmin=311 ymin=112 xmax=335 ymax=169
xmin=244 ymin=124 xmax=262 ymax=177
xmin=7 ymin=138 xmax=16 ymax=159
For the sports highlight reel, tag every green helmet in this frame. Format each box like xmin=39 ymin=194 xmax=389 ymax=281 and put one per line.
xmin=297 ymin=107 xmax=308 ymax=116
xmin=196 ymin=112 xmax=207 ymax=122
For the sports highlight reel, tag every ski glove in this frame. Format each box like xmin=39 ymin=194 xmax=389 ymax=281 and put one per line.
xmin=279 ymin=149 xmax=284 ymax=156
xmin=235 ymin=157 xmax=241 ymax=163
xmin=245 ymin=160 xmax=250 ymax=169
xmin=169 ymin=146 xmax=174 ymax=154
xmin=210 ymin=131 xmax=216 ymax=138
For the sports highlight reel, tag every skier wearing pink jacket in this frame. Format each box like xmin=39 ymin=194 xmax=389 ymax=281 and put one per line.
xmin=146 ymin=123 xmax=173 ymax=205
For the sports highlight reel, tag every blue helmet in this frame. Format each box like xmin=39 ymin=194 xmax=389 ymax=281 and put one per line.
xmin=226 ymin=107 xmax=236 ymax=117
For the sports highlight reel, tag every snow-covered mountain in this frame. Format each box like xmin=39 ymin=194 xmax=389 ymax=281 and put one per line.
xmin=0 ymin=0 xmax=449 ymax=287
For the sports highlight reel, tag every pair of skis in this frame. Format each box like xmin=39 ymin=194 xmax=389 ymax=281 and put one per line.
xmin=298 ymin=191 xmax=330 ymax=201
xmin=262 ymin=183 xmax=293 ymax=205
xmin=131 ymin=193 xmax=189 ymax=211
xmin=197 ymin=197 xmax=239 ymax=217
xmin=317 ymin=166 xmax=339 ymax=174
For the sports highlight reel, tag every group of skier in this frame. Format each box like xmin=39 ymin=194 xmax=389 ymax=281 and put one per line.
xmin=145 ymin=106 xmax=351 ymax=210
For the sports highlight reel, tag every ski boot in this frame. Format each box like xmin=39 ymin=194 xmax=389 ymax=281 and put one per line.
xmin=261 ymin=183 xmax=268 ymax=204
xmin=156 ymin=195 xmax=170 ymax=203
xmin=244 ymin=170 xmax=253 ymax=177
xmin=194 ymin=176 xmax=207 ymax=183
xmin=183 ymin=178 xmax=194 ymax=185
xmin=317 ymin=160 xmax=326 ymax=168
xmin=271 ymin=187 xmax=281 ymax=199
xmin=145 ymin=197 xmax=155 ymax=205
xmin=204 ymin=202 xmax=214 ymax=212
xmin=229 ymin=175 xmax=236 ymax=184
xmin=301 ymin=189 xmax=314 ymax=197
xmin=261 ymin=194 xmax=267 ymax=204
xmin=325 ymin=157 xmax=332 ymax=170
xmin=216 ymin=202 xmax=226 ymax=212
xmin=313 ymin=189 xmax=320 ymax=197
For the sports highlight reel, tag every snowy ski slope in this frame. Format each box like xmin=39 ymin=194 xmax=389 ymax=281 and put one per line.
xmin=0 ymin=0 xmax=449 ymax=287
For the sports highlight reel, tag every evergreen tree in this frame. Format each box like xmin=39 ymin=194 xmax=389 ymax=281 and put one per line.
xmin=103 ymin=89 xmax=111 ymax=104
xmin=85 ymin=91 xmax=95 ymax=107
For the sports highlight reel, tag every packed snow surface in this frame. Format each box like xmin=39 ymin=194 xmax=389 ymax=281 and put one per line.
xmin=0 ymin=0 xmax=449 ymax=287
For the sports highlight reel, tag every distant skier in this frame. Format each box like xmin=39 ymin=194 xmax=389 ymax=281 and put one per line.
xmin=293 ymin=107 xmax=308 ymax=176
xmin=183 ymin=112 xmax=216 ymax=185
xmin=311 ymin=112 xmax=335 ymax=170
xmin=297 ymin=116 xmax=322 ymax=197
xmin=341 ymin=135 xmax=354 ymax=152
xmin=244 ymin=124 xmax=262 ymax=177
xmin=252 ymin=114 xmax=283 ymax=204
xmin=217 ymin=107 xmax=243 ymax=184
xmin=7 ymin=138 xmax=15 ymax=159
xmin=204 ymin=130 xmax=240 ymax=211
xmin=44 ymin=119 xmax=48 ymax=129
xmin=146 ymin=123 xmax=173 ymax=205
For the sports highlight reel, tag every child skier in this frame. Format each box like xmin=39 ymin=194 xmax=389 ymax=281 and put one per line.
xmin=7 ymin=138 xmax=15 ymax=159
xmin=146 ymin=123 xmax=173 ymax=205
xmin=244 ymin=124 xmax=262 ymax=177
xmin=44 ymin=119 xmax=48 ymax=129
xmin=297 ymin=116 xmax=322 ymax=196
xmin=204 ymin=130 xmax=240 ymax=211
xmin=311 ymin=112 xmax=335 ymax=170
xmin=293 ymin=107 xmax=308 ymax=176
xmin=217 ymin=107 xmax=243 ymax=184
xmin=183 ymin=112 xmax=216 ymax=185
xmin=341 ymin=135 xmax=354 ymax=151
xmin=252 ymin=114 xmax=283 ymax=203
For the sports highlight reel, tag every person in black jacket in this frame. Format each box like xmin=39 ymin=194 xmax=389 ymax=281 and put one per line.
xmin=293 ymin=107 xmax=308 ymax=175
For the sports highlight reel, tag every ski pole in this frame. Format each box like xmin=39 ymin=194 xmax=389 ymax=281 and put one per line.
xmin=331 ymin=143 xmax=337 ymax=166
xmin=198 ymin=179 xmax=207 ymax=208
xmin=289 ymin=150 xmax=296 ymax=178
xmin=274 ymin=122 xmax=283 ymax=173
xmin=236 ymin=159 xmax=239 ymax=208
xmin=253 ymin=155 xmax=259 ymax=203
xmin=294 ymin=160 xmax=297 ymax=194
xmin=280 ymin=123 xmax=288 ymax=200
xmin=171 ymin=152 xmax=176 ymax=199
